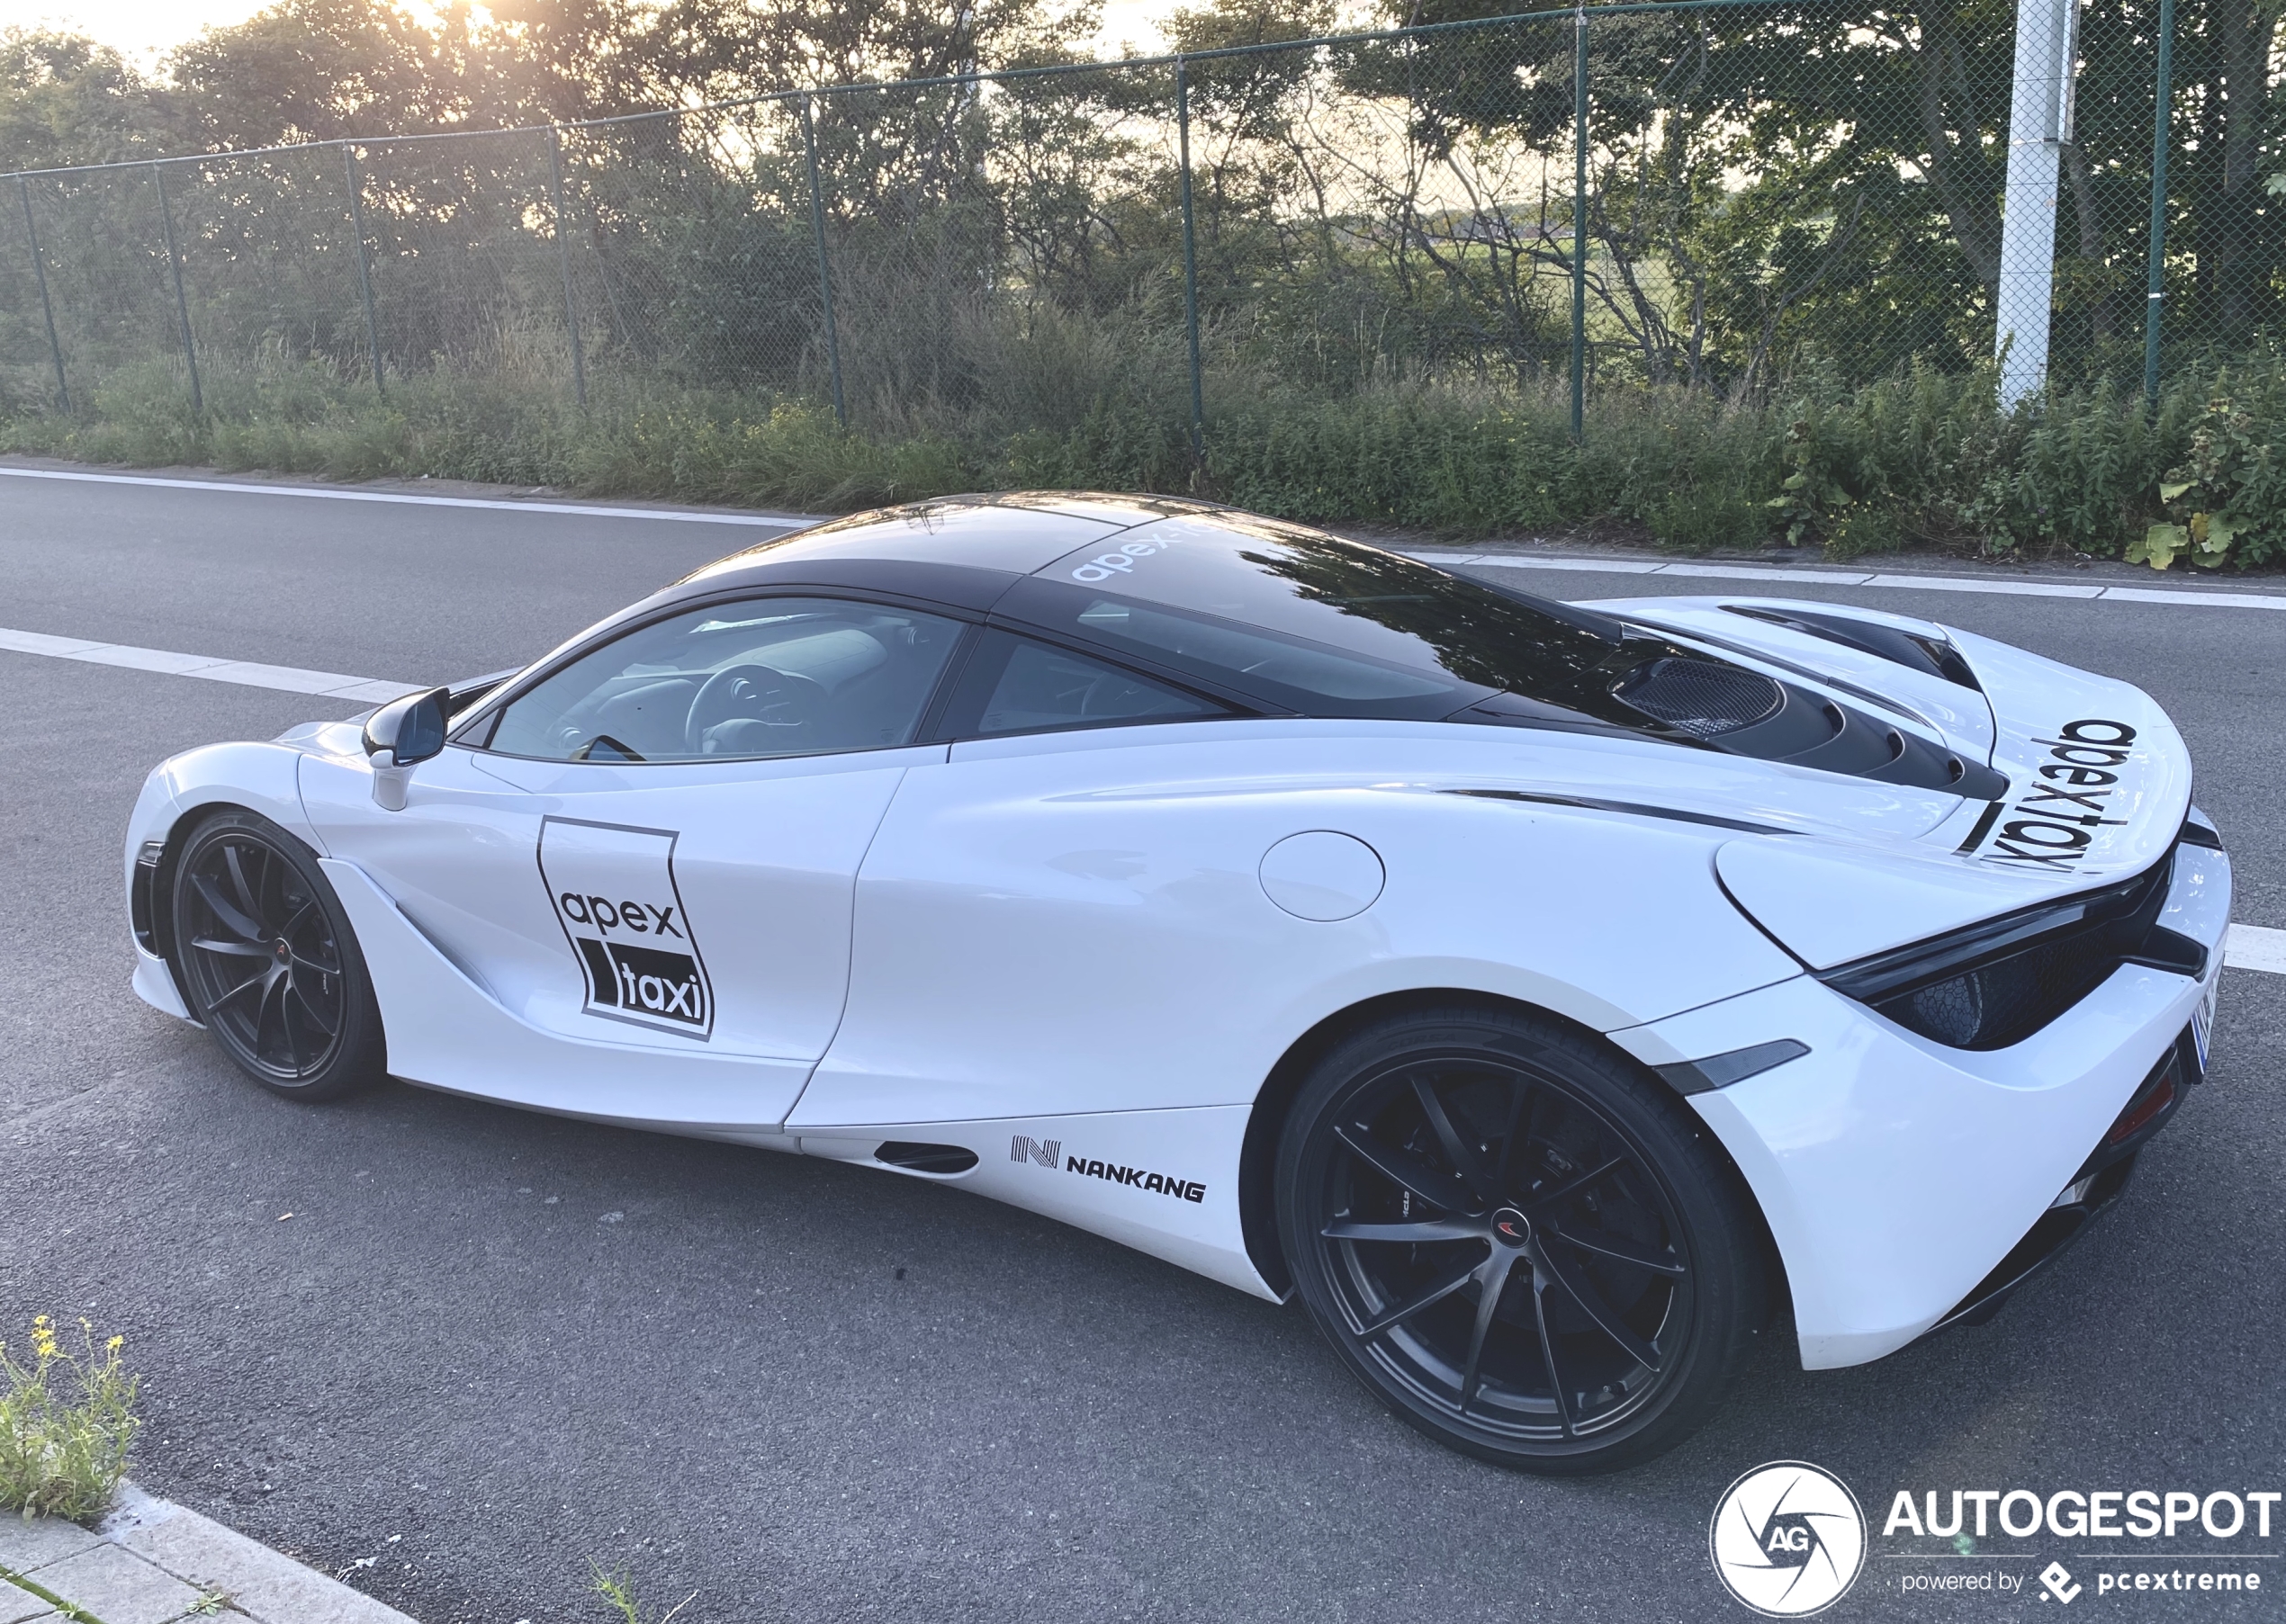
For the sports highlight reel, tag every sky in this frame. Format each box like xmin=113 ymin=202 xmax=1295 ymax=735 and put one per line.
xmin=0 ymin=0 xmax=1175 ymax=66
xmin=0 ymin=0 xmax=269 ymax=64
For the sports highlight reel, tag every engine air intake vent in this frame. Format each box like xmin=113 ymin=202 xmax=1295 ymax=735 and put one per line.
xmin=1611 ymin=658 xmax=1785 ymax=739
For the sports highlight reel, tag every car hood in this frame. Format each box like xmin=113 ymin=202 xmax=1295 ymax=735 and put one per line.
xmin=1588 ymin=596 xmax=2192 ymax=966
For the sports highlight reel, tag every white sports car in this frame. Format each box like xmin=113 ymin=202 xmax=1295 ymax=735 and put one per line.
xmin=124 ymin=495 xmax=2229 ymax=1471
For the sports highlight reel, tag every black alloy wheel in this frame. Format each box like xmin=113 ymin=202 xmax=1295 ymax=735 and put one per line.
xmin=171 ymin=811 xmax=384 ymax=1099
xmin=1277 ymin=1005 xmax=1767 ymax=1473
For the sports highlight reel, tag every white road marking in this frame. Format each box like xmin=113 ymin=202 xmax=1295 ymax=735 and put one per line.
xmin=0 ymin=464 xmax=811 ymax=527
xmin=1403 ymin=549 xmax=2286 ymax=609
xmin=2226 ymin=924 xmax=2286 ymax=975
xmin=2104 ymin=587 xmax=2286 ymax=610
xmin=1660 ymin=561 xmax=1867 ymax=584
xmin=0 ymin=625 xmax=416 ymax=703
xmin=1863 ymin=573 xmax=2106 ymax=598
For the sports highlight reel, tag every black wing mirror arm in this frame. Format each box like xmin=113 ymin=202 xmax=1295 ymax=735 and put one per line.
xmin=362 ymin=686 xmax=451 ymax=811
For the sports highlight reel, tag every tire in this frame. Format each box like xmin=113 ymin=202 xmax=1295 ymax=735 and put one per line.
xmin=169 ymin=809 xmax=385 ymax=1101
xmin=1275 ymin=1003 xmax=1767 ymax=1474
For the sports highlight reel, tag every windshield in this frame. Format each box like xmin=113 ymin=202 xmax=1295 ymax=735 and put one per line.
xmin=1008 ymin=515 xmax=1648 ymax=722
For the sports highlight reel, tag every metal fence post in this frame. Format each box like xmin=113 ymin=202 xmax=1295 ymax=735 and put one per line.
xmin=799 ymin=97 xmax=847 ymax=426
xmin=1176 ymin=57 xmax=1207 ymax=471
xmin=544 ymin=126 xmax=588 ymax=408
xmin=152 ymin=164 xmax=202 ymax=415
xmin=1570 ymin=7 xmax=1588 ymax=443
xmin=342 ymin=144 xmax=385 ymax=394
xmin=17 ymin=176 xmax=68 ymax=413
xmin=2140 ymin=0 xmax=2177 ymax=406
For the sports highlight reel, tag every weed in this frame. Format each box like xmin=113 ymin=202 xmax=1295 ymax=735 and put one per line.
xmin=0 ymin=1562 xmax=104 ymax=1624
xmin=2132 ymin=378 xmax=2286 ymax=569
xmin=590 ymin=1560 xmax=698 ymax=1624
xmin=0 ymin=1317 xmax=141 ymax=1523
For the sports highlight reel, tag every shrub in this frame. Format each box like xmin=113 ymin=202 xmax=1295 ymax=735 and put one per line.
xmin=0 ymin=1316 xmax=140 ymax=1523
xmin=6 ymin=346 xmax=2286 ymax=564
xmin=2130 ymin=377 xmax=2286 ymax=569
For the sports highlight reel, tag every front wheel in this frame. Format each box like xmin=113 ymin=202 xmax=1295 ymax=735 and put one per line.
xmin=1275 ymin=1004 xmax=1768 ymax=1474
xmin=171 ymin=810 xmax=385 ymax=1101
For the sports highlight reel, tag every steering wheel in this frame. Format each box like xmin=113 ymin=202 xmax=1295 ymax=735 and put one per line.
xmin=684 ymin=664 xmax=820 ymax=756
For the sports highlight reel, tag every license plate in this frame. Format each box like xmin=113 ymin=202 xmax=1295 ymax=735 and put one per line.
xmin=2192 ymin=976 xmax=2219 ymax=1074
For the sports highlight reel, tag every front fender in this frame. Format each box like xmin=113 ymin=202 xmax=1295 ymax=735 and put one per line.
xmin=124 ymin=742 xmax=324 ymax=1022
xmin=138 ymin=741 xmax=326 ymax=854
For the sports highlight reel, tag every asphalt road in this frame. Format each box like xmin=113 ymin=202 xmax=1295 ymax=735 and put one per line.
xmin=4 ymin=465 xmax=2282 ymax=1624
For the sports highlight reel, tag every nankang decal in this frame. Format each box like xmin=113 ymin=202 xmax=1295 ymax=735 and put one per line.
xmin=1966 ymin=719 xmax=2138 ymax=872
xmin=1011 ymin=1135 xmax=1206 ymax=1203
xmin=538 ymin=816 xmax=714 ymax=1039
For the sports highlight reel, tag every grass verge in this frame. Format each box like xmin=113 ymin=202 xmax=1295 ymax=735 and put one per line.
xmin=5 ymin=353 xmax=2282 ymax=566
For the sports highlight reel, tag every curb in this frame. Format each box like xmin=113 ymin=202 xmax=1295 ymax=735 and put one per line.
xmin=1398 ymin=546 xmax=2286 ymax=609
xmin=0 ymin=1483 xmax=414 ymax=1624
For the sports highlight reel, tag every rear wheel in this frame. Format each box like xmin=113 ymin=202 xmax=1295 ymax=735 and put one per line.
xmin=1275 ymin=1004 xmax=1766 ymax=1474
xmin=171 ymin=810 xmax=384 ymax=1101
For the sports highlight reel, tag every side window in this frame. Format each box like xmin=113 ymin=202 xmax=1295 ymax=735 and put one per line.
xmin=485 ymin=597 xmax=966 ymax=763
xmin=951 ymin=632 xmax=1228 ymax=739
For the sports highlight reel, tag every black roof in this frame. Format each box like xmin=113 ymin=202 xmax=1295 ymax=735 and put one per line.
xmin=660 ymin=492 xmax=1228 ymax=613
xmin=468 ymin=490 xmax=1993 ymax=801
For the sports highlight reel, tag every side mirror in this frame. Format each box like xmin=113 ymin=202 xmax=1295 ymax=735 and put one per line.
xmin=363 ymin=686 xmax=450 ymax=810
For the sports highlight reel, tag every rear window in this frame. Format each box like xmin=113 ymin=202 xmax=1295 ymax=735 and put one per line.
xmin=1004 ymin=516 xmax=1629 ymax=721
xmin=970 ymin=634 xmax=1226 ymax=736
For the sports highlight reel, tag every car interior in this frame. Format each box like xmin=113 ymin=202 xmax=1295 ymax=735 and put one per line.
xmin=484 ymin=597 xmax=966 ymax=762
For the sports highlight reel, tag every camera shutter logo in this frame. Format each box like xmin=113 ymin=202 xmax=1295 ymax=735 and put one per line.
xmin=1709 ymin=1460 xmax=1867 ymax=1617
xmin=538 ymin=817 xmax=714 ymax=1040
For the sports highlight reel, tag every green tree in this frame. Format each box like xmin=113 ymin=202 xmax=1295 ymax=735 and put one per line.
xmin=166 ymin=0 xmax=485 ymax=148
xmin=0 ymin=29 xmax=162 ymax=172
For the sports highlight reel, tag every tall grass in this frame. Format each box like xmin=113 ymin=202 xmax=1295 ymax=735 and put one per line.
xmin=0 ymin=1316 xmax=140 ymax=1524
xmin=4 ymin=344 xmax=2277 ymax=562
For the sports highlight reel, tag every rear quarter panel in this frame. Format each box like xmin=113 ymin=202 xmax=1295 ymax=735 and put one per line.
xmin=790 ymin=723 xmax=1803 ymax=1129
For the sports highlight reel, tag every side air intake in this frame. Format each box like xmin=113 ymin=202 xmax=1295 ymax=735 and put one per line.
xmin=873 ymin=1142 xmax=979 ymax=1174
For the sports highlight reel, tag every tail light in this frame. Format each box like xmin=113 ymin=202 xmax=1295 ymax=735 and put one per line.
xmin=1820 ymin=842 xmax=2202 ymax=1051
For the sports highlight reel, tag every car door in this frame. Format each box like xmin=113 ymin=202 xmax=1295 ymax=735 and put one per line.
xmin=301 ymin=591 xmax=970 ymax=1126
xmin=792 ymin=627 xmax=1295 ymax=1131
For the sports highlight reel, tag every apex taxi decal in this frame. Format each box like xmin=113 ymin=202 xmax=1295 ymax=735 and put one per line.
xmin=538 ymin=816 xmax=714 ymax=1039
xmin=1968 ymin=719 xmax=2139 ymax=872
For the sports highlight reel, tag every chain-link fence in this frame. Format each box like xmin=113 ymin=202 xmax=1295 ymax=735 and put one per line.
xmin=0 ymin=0 xmax=2272 ymax=441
